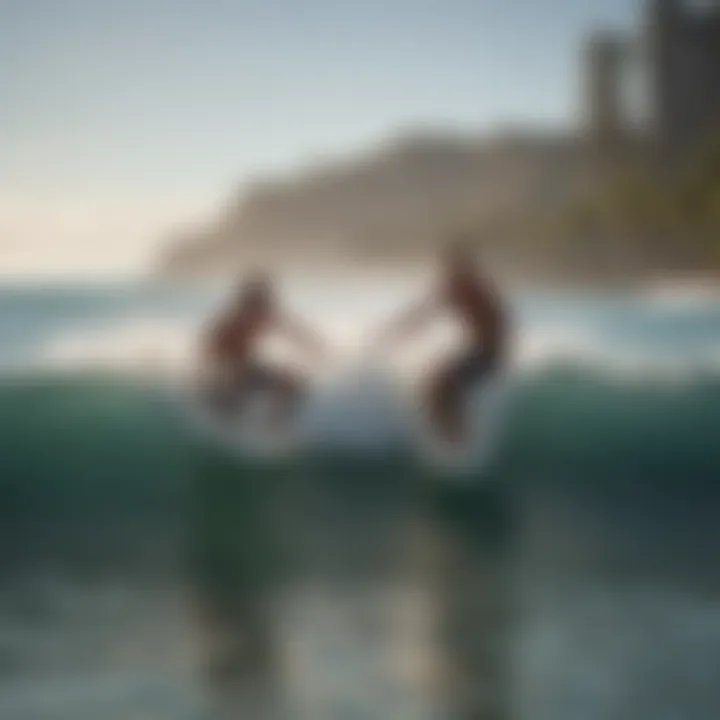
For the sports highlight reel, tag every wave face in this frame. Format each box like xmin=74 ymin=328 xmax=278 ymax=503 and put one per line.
xmin=0 ymin=281 xmax=719 ymax=495
xmin=1 ymin=363 xmax=718 ymax=527
xmin=0 ymin=281 xmax=718 ymax=537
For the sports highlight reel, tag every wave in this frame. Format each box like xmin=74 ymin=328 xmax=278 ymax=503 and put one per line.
xmin=0 ymin=361 xmax=716 ymax=580
xmin=0 ymin=362 xmax=717 ymax=495
xmin=0 ymin=291 xmax=718 ymax=561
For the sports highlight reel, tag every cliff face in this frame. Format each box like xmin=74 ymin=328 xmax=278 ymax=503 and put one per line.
xmin=158 ymin=131 xmax=590 ymax=276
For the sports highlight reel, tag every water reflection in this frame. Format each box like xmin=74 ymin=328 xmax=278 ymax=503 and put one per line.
xmin=187 ymin=451 xmax=514 ymax=719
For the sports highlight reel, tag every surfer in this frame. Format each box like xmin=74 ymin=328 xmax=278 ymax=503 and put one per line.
xmin=199 ymin=272 xmax=327 ymax=430
xmin=372 ymin=239 xmax=508 ymax=444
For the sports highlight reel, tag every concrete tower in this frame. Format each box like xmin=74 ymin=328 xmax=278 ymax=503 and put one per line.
xmin=584 ymin=32 xmax=626 ymax=151
xmin=646 ymin=0 xmax=681 ymax=145
xmin=646 ymin=0 xmax=720 ymax=151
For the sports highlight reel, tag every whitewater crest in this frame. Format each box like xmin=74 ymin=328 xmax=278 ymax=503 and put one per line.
xmin=24 ymin=312 xmax=720 ymax=386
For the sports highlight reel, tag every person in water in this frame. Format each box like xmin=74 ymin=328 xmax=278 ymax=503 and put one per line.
xmin=200 ymin=272 xmax=327 ymax=429
xmin=373 ymin=239 xmax=508 ymax=443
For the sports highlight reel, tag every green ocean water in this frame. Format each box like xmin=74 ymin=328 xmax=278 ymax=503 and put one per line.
xmin=0 ymin=282 xmax=719 ymax=719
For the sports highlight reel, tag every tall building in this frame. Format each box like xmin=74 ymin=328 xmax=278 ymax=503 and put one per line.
xmin=584 ymin=33 xmax=627 ymax=152
xmin=583 ymin=1 xmax=720 ymax=157
xmin=645 ymin=0 xmax=720 ymax=151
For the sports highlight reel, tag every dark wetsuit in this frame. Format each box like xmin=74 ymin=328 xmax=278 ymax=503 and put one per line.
xmin=203 ymin=290 xmax=306 ymax=429
xmin=205 ymin=300 xmax=286 ymax=400
xmin=441 ymin=270 xmax=506 ymax=390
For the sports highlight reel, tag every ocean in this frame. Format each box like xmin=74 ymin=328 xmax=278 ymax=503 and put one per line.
xmin=0 ymin=276 xmax=719 ymax=719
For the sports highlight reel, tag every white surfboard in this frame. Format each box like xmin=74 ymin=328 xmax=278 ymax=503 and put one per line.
xmin=183 ymin=366 xmax=510 ymax=471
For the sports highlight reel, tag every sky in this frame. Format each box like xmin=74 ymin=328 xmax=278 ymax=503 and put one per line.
xmin=0 ymin=0 xmax=639 ymax=276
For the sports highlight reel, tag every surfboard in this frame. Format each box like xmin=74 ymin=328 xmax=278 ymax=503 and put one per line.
xmin=183 ymin=367 xmax=510 ymax=474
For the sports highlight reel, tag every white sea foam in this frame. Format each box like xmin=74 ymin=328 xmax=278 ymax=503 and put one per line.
xmin=640 ymin=282 xmax=720 ymax=312
xmin=517 ymin=321 xmax=720 ymax=384
xmin=6 ymin=274 xmax=717 ymax=389
xmin=26 ymin=311 xmax=720 ymax=388
xmin=36 ymin=316 xmax=200 ymax=378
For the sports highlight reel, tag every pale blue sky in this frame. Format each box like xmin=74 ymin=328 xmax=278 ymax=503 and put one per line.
xmin=0 ymin=0 xmax=638 ymax=274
